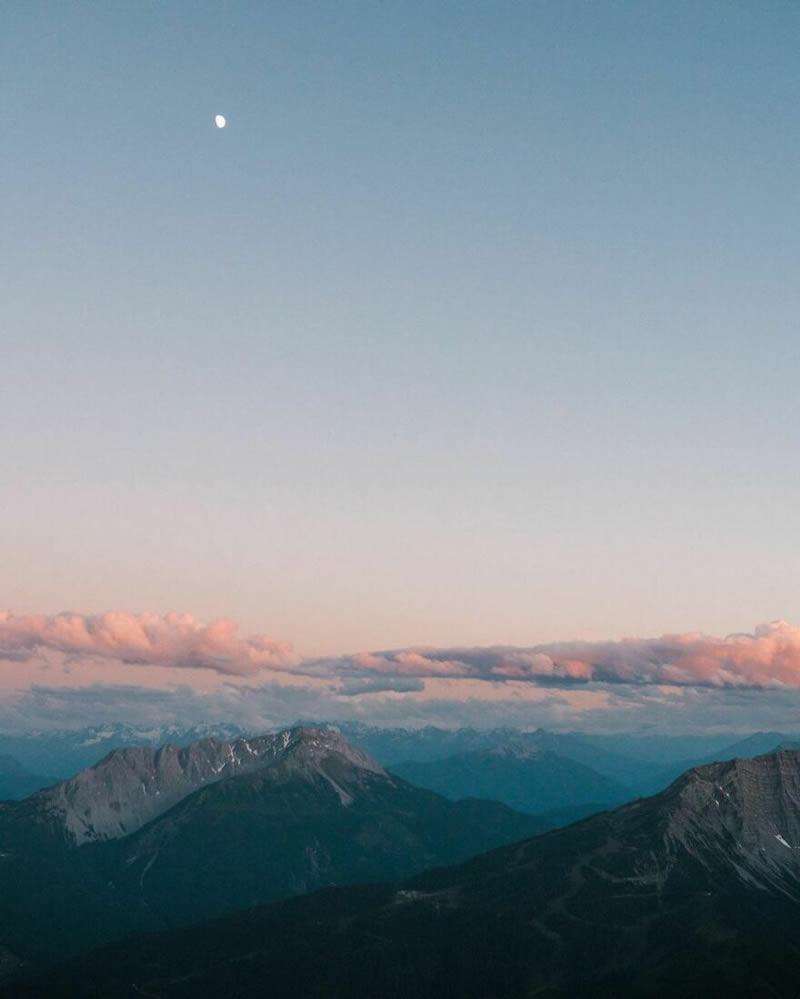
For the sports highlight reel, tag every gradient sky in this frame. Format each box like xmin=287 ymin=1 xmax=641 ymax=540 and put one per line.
xmin=3 ymin=2 xmax=800 ymax=731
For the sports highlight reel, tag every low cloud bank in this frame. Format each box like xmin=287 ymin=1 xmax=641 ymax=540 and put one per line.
xmin=6 ymin=677 xmax=800 ymax=738
xmin=4 ymin=611 xmax=800 ymax=693
xmin=320 ymin=620 xmax=800 ymax=689
xmin=0 ymin=611 xmax=293 ymax=676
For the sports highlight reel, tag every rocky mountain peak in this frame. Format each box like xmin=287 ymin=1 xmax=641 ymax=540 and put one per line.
xmin=483 ymin=740 xmax=543 ymax=760
xmin=276 ymin=726 xmax=386 ymax=774
xmin=670 ymin=750 xmax=800 ymax=840
xmin=28 ymin=726 xmax=383 ymax=846
xmin=612 ymin=749 xmax=800 ymax=899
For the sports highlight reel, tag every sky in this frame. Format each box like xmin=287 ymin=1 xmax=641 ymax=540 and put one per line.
xmin=3 ymin=2 xmax=800 ymax=733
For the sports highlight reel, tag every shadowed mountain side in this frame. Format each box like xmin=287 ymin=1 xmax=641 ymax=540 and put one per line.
xmin=332 ymin=723 xmax=751 ymax=790
xmin=535 ymin=802 xmax=615 ymax=828
xmin=331 ymin=723 xmax=670 ymax=787
xmin=390 ymin=743 xmax=629 ymax=813
xmin=0 ymin=730 xmax=549 ymax=969
xmin=108 ymin=758 xmax=550 ymax=928
xmin=16 ymin=749 xmax=800 ymax=998
xmin=0 ymin=757 xmax=25 ymax=777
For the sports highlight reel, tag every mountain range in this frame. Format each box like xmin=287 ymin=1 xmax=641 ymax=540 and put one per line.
xmin=0 ymin=726 xmax=549 ymax=970
xmin=3 ymin=720 xmax=795 ymax=793
xmin=15 ymin=747 xmax=800 ymax=997
xmin=390 ymin=741 xmax=629 ymax=814
xmin=307 ymin=722 xmax=800 ymax=795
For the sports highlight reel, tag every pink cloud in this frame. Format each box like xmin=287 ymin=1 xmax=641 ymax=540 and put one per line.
xmin=5 ymin=611 xmax=800 ymax=692
xmin=0 ymin=611 xmax=294 ymax=676
xmin=347 ymin=650 xmax=470 ymax=678
xmin=325 ymin=621 xmax=800 ymax=689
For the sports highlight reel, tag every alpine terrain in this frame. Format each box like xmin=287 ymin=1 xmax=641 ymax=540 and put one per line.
xmin=0 ymin=726 xmax=549 ymax=970
xmin=14 ymin=748 xmax=800 ymax=998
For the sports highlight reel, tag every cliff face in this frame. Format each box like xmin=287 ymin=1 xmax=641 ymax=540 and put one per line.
xmin=652 ymin=750 xmax=800 ymax=896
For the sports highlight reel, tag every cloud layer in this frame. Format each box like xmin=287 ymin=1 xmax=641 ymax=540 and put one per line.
xmin=319 ymin=620 xmax=800 ymax=690
xmin=7 ymin=676 xmax=800 ymax=738
xmin=0 ymin=611 xmax=293 ymax=676
xmin=5 ymin=610 xmax=800 ymax=739
xmin=4 ymin=612 xmax=800 ymax=690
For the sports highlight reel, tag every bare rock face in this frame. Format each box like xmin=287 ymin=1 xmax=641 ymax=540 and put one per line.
xmin=26 ymin=727 xmax=385 ymax=845
xmin=654 ymin=750 xmax=800 ymax=895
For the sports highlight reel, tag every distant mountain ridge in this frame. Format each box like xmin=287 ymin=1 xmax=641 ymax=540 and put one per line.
xmin=0 ymin=756 xmax=25 ymax=777
xmin=390 ymin=741 xmax=628 ymax=814
xmin=2 ymin=721 xmax=795 ymax=789
xmin=0 ymin=755 xmax=59 ymax=804
xmin=328 ymin=722 xmax=756 ymax=788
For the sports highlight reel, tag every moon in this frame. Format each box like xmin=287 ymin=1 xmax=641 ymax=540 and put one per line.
xmin=215 ymin=114 xmax=226 ymax=129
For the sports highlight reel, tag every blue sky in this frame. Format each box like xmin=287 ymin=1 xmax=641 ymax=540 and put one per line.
xmin=3 ymin=1 xmax=800 ymax=730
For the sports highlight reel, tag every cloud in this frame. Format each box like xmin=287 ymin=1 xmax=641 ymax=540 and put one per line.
xmin=0 ymin=677 xmax=609 ymax=735
xmin=7 ymin=676 xmax=800 ymax=738
xmin=9 ymin=612 xmax=800 ymax=691
xmin=0 ymin=681 xmax=327 ymax=734
xmin=7 ymin=612 xmax=800 ymax=735
xmin=0 ymin=611 xmax=293 ymax=676
xmin=336 ymin=675 xmax=426 ymax=696
xmin=314 ymin=621 xmax=800 ymax=690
